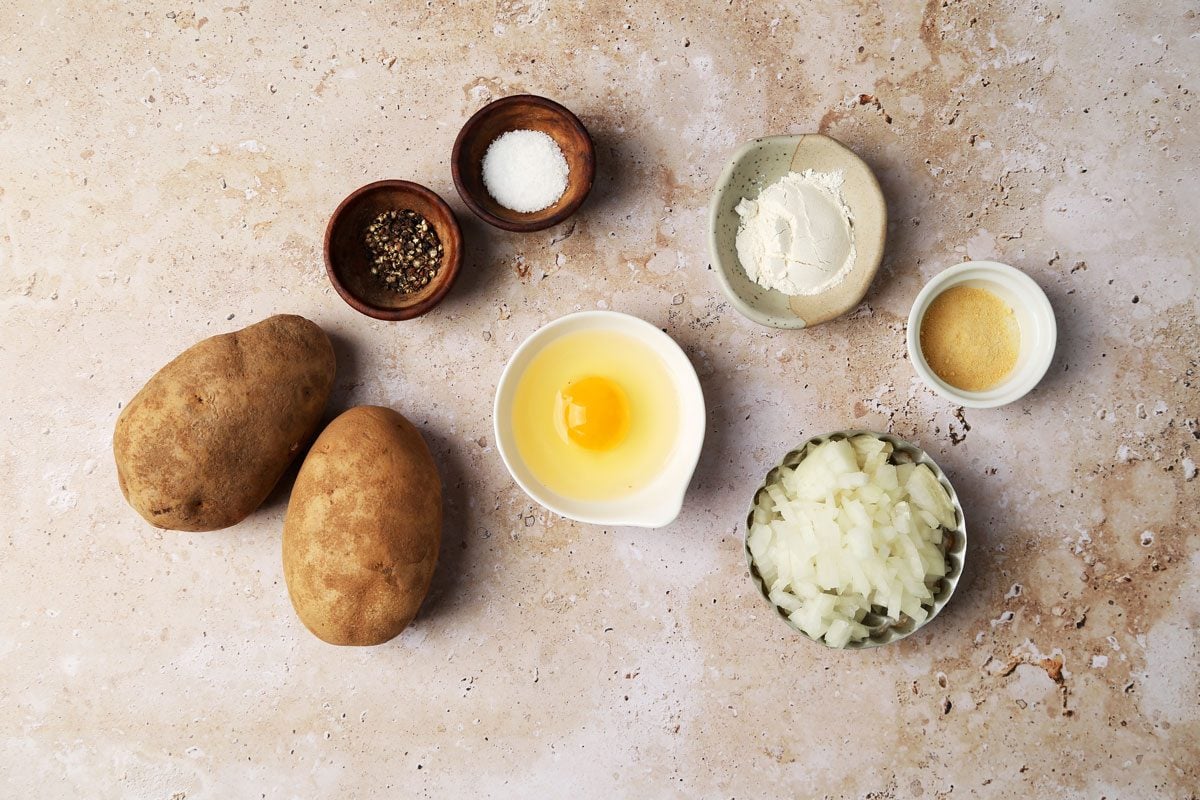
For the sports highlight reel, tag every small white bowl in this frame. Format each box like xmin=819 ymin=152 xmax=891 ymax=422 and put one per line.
xmin=493 ymin=311 xmax=706 ymax=528
xmin=907 ymin=261 xmax=1056 ymax=409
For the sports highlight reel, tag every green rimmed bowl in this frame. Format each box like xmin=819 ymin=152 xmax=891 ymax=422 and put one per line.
xmin=744 ymin=430 xmax=967 ymax=649
xmin=709 ymin=134 xmax=886 ymax=329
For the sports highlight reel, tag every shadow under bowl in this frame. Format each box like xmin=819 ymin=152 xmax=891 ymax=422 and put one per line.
xmin=452 ymin=94 xmax=595 ymax=232
xmin=324 ymin=180 xmax=463 ymax=321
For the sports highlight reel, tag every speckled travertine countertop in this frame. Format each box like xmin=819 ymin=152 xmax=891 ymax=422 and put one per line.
xmin=2 ymin=2 xmax=1197 ymax=797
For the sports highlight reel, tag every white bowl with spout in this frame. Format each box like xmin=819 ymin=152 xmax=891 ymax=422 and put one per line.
xmin=493 ymin=311 xmax=706 ymax=528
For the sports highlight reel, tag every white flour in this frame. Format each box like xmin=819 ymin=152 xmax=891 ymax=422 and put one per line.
xmin=734 ymin=169 xmax=856 ymax=296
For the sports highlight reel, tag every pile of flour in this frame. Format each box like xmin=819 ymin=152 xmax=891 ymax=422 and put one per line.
xmin=734 ymin=170 xmax=855 ymax=296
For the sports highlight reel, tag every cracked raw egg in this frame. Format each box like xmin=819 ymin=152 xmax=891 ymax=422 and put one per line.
xmin=511 ymin=329 xmax=679 ymax=502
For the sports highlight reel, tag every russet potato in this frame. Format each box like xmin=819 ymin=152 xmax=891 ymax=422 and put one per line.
xmin=282 ymin=406 xmax=442 ymax=646
xmin=113 ymin=314 xmax=335 ymax=531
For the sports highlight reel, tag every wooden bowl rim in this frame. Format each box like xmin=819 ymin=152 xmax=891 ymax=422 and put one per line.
xmin=323 ymin=179 xmax=463 ymax=321
xmin=451 ymin=94 xmax=595 ymax=232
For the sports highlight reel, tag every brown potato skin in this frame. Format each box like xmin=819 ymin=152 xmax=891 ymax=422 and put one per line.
xmin=282 ymin=406 xmax=442 ymax=646
xmin=113 ymin=314 xmax=335 ymax=531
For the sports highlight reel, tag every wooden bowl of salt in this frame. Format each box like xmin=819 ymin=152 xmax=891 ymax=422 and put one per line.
xmin=452 ymin=95 xmax=595 ymax=232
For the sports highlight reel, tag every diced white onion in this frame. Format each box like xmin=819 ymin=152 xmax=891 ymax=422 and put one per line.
xmin=749 ymin=435 xmax=955 ymax=647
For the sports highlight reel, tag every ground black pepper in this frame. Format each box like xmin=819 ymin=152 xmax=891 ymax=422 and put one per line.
xmin=363 ymin=209 xmax=443 ymax=293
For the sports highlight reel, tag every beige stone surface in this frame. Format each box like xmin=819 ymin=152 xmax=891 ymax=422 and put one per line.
xmin=2 ymin=1 xmax=1197 ymax=797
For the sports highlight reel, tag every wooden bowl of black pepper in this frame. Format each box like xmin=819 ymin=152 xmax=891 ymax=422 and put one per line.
xmin=324 ymin=180 xmax=463 ymax=321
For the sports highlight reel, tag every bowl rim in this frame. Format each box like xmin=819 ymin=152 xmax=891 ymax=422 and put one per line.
xmin=744 ymin=430 xmax=968 ymax=649
xmin=323 ymin=179 xmax=463 ymax=321
xmin=906 ymin=260 xmax=1057 ymax=408
xmin=451 ymin=93 xmax=595 ymax=233
xmin=492 ymin=310 xmax=706 ymax=528
xmin=708 ymin=133 xmax=886 ymax=329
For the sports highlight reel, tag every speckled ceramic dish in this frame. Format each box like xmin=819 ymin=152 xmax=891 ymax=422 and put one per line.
xmin=745 ymin=431 xmax=967 ymax=649
xmin=709 ymin=135 xmax=887 ymax=329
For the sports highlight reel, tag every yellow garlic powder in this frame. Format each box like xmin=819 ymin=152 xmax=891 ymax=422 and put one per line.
xmin=919 ymin=285 xmax=1020 ymax=392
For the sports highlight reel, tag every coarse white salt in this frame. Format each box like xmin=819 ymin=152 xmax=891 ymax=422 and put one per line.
xmin=481 ymin=129 xmax=569 ymax=213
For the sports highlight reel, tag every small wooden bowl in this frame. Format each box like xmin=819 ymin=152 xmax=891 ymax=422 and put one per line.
xmin=452 ymin=94 xmax=595 ymax=232
xmin=324 ymin=180 xmax=463 ymax=321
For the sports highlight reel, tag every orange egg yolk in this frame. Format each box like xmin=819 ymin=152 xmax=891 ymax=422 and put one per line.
xmin=555 ymin=376 xmax=630 ymax=451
